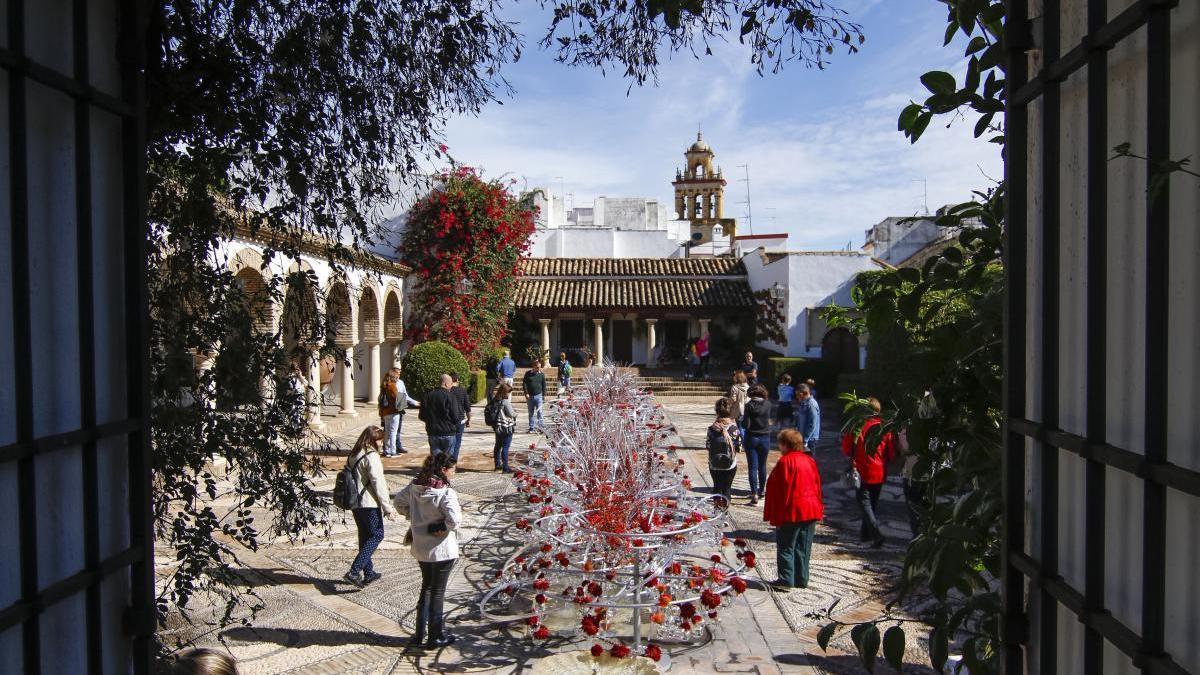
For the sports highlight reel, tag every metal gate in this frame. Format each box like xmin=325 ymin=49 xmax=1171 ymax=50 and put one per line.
xmin=1002 ymin=0 xmax=1198 ymax=673
xmin=0 ymin=1 xmax=152 ymax=673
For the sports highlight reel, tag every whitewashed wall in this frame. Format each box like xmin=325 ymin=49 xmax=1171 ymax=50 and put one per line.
xmin=1021 ymin=0 xmax=1199 ymax=672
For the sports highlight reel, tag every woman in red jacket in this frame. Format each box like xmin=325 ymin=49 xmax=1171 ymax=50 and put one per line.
xmin=842 ymin=397 xmax=897 ymax=548
xmin=763 ymin=429 xmax=824 ymax=591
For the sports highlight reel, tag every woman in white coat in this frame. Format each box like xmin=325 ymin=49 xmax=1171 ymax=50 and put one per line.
xmin=394 ymin=453 xmax=462 ymax=650
xmin=344 ymin=426 xmax=397 ymax=587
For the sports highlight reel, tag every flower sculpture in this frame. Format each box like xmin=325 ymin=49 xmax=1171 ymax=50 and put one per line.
xmin=481 ymin=366 xmax=752 ymax=664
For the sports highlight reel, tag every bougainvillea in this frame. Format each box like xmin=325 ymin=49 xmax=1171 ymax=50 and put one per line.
xmin=402 ymin=161 xmax=536 ymax=364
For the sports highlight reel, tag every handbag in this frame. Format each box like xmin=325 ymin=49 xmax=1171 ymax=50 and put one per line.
xmin=842 ymin=462 xmax=862 ymax=490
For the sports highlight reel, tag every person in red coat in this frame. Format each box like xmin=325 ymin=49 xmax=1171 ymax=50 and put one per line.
xmin=763 ymin=429 xmax=824 ymax=591
xmin=842 ymin=397 xmax=897 ymax=548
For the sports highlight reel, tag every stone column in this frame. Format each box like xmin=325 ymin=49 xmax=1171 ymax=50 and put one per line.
xmin=686 ymin=193 xmax=697 ymax=218
xmin=539 ymin=319 xmax=552 ymax=363
xmin=593 ymin=318 xmax=605 ymax=365
xmin=307 ymin=350 xmax=325 ymax=429
xmin=193 ymin=349 xmax=217 ymax=410
xmin=675 ymin=193 xmax=685 ymax=220
xmin=368 ymin=342 xmax=382 ymax=401
xmin=702 ymin=192 xmax=712 ymax=219
xmin=699 ymin=318 xmax=711 ymax=337
xmin=645 ymin=319 xmax=658 ymax=365
xmin=338 ymin=349 xmax=357 ymax=416
xmin=715 ymin=192 xmax=724 ymax=218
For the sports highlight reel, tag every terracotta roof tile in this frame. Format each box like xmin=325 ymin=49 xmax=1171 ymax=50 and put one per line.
xmin=515 ymin=278 xmax=754 ymax=309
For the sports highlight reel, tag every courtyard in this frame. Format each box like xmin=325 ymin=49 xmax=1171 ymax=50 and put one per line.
xmin=163 ymin=397 xmax=933 ymax=674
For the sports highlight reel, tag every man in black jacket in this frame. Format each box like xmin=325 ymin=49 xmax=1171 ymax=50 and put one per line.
xmin=419 ymin=374 xmax=463 ymax=459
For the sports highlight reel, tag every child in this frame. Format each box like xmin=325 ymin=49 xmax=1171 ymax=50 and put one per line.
xmin=776 ymin=374 xmax=795 ymax=429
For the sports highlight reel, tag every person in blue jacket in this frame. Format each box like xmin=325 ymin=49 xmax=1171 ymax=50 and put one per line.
xmin=794 ymin=383 xmax=821 ymax=451
xmin=495 ymin=350 xmax=516 ymax=388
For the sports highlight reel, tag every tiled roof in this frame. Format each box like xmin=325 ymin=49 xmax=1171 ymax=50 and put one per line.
xmin=515 ymin=278 xmax=754 ymax=309
xmin=519 ymin=257 xmax=745 ymax=277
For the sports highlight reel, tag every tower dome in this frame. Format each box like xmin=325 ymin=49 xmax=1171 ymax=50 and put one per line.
xmin=688 ymin=132 xmax=711 ymax=153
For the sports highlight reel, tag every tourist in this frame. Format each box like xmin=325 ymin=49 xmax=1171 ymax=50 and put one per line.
xmin=174 ymin=648 xmax=239 ymax=675
xmin=743 ymin=384 xmax=774 ymax=505
xmin=841 ymin=397 xmax=897 ymax=548
xmin=685 ymin=338 xmax=700 ymax=379
xmin=557 ymin=351 xmax=573 ymax=394
xmin=805 ymin=378 xmax=818 ymax=401
xmin=489 ymin=383 xmax=517 ymax=471
xmin=763 ymin=429 xmax=824 ymax=591
xmin=696 ymin=331 xmax=711 ymax=379
xmin=741 ymin=351 xmax=759 ymax=385
xmin=523 ymin=360 xmax=547 ymax=433
xmin=448 ymin=373 xmax=472 ymax=459
xmin=776 ymin=374 xmax=795 ymax=430
xmin=706 ymin=397 xmax=743 ymax=505
xmin=794 ymin=383 xmax=820 ymax=450
xmin=727 ymin=371 xmax=749 ymax=438
xmin=496 ymin=350 xmax=517 ymax=388
xmin=394 ymin=453 xmax=462 ymax=650
xmin=419 ymin=374 xmax=463 ymax=459
xmin=379 ymin=368 xmax=419 ymax=456
xmin=343 ymin=426 xmax=397 ymax=588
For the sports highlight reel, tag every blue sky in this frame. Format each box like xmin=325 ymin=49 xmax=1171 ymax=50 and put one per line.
xmin=434 ymin=0 xmax=1002 ymax=251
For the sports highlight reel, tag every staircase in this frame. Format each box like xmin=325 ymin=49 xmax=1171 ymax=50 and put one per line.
xmin=509 ymin=368 xmax=730 ymax=402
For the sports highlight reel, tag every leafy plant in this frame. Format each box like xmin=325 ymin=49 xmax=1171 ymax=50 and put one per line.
xmin=402 ymin=164 xmax=536 ymax=364
xmin=401 ymin=341 xmax=472 ymax=402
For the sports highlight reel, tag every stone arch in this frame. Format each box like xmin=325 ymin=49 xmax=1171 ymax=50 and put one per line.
xmin=358 ymin=284 xmax=383 ymax=345
xmin=229 ymin=246 xmax=266 ymax=275
xmin=383 ymin=288 xmax=403 ymax=341
xmin=281 ymin=271 xmax=321 ymax=358
xmin=234 ymin=266 xmax=277 ymax=335
xmin=821 ymin=327 xmax=861 ymax=373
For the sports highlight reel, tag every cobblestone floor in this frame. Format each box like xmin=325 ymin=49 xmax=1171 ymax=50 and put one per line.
xmin=163 ymin=398 xmax=933 ymax=674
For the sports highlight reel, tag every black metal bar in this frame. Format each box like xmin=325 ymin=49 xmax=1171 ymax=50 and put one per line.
xmin=0 ymin=419 xmax=143 ymax=464
xmin=72 ymin=0 xmax=102 ymax=671
xmin=7 ymin=0 xmax=40 ymax=672
xmin=1001 ymin=1 xmax=1031 ymax=671
xmin=1083 ymin=0 xmax=1108 ymax=670
xmin=1038 ymin=0 xmax=1062 ymax=670
xmin=1141 ymin=1 xmax=1171 ymax=670
xmin=1012 ymin=0 xmax=1181 ymax=105
xmin=0 ymin=546 xmax=144 ymax=632
xmin=0 ymin=47 xmax=136 ymax=117
xmin=119 ymin=1 xmax=155 ymax=671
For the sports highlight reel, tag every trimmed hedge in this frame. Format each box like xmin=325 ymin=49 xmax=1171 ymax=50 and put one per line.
xmin=765 ymin=357 xmax=843 ymax=399
xmin=468 ymin=370 xmax=488 ymax=403
xmin=401 ymin=341 xmax=471 ymax=402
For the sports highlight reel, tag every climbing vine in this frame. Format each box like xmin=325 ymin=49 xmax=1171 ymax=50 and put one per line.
xmin=753 ymin=289 xmax=788 ymax=347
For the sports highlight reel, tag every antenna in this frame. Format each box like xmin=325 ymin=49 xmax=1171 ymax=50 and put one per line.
xmin=911 ymin=178 xmax=929 ymax=215
xmin=737 ymin=164 xmax=752 ymax=235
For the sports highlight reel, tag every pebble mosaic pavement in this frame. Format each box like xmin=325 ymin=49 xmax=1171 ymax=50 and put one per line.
xmin=162 ymin=398 xmax=936 ymax=673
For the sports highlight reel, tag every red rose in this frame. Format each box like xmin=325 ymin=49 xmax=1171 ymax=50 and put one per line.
xmin=743 ymin=552 xmax=757 ymax=568
xmin=591 ymin=644 xmax=604 ymax=657
xmin=525 ymin=615 xmax=539 ymax=626
xmin=533 ymin=625 xmax=550 ymax=639
xmin=679 ymin=602 xmax=696 ymax=619
xmin=730 ymin=577 xmax=748 ymax=594
xmin=588 ymin=582 xmax=603 ymax=596
xmin=609 ymin=644 xmax=631 ymax=658
xmin=644 ymin=644 xmax=662 ymax=662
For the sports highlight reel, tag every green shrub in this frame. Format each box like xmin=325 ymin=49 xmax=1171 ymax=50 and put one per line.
xmin=766 ymin=357 xmax=842 ymax=398
xmin=401 ymin=341 xmax=471 ymax=401
xmin=468 ymin=370 xmax=488 ymax=403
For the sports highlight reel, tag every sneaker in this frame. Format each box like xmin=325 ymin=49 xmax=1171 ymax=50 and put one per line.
xmin=343 ymin=571 xmax=363 ymax=588
xmin=768 ymin=579 xmax=792 ymax=592
xmin=362 ymin=571 xmax=383 ymax=586
xmin=398 ymin=448 xmax=409 ymax=454
xmin=426 ymin=633 xmax=458 ymax=648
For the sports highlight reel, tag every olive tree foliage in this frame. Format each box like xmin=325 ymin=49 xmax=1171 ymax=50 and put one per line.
xmin=816 ymin=1 xmax=1008 ymax=672
xmin=146 ymin=0 xmax=862 ymax=651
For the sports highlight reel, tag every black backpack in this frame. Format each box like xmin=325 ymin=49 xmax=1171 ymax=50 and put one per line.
xmin=332 ymin=450 xmax=374 ymax=510
xmin=708 ymin=429 xmax=736 ymax=471
xmin=483 ymin=397 xmax=502 ymax=428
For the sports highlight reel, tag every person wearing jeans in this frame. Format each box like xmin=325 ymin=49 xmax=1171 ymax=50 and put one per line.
xmin=522 ymin=361 xmax=546 ymax=433
xmin=742 ymin=384 xmax=774 ymax=505
xmin=344 ymin=426 xmax=397 ymax=588
xmin=449 ymin=373 xmax=472 ymax=459
xmin=420 ymin=373 xmax=464 ymax=460
xmin=763 ymin=430 xmax=824 ymax=591
xmin=379 ymin=369 xmax=419 ymax=456
xmin=394 ymin=453 xmax=462 ymax=650
xmin=841 ymin=397 xmax=897 ymax=548
xmin=491 ymin=383 xmax=517 ymax=471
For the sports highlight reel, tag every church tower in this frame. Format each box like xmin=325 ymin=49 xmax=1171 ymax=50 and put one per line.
xmin=671 ymin=132 xmax=737 ymax=249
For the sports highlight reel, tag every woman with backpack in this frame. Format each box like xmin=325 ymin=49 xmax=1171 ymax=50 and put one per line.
xmin=343 ymin=426 xmax=396 ymax=588
xmin=706 ymin=397 xmax=743 ymax=506
xmin=394 ymin=453 xmax=462 ymax=650
xmin=743 ymin=384 xmax=774 ymax=506
xmin=486 ymin=383 xmax=517 ymax=472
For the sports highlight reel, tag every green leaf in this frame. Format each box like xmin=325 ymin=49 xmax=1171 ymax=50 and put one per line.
xmin=740 ymin=14 xmax=756 ymax=36
xmin=883 ymin=626 xmax=906 ymax=670
xmin=965 ymin=35 xmax=987 ymax=55
xmin=817 ymin=622 xmax=837 ymax=651
xmin=920 ymin=71 xmax=957 ymax=96
xmin=910 ymin=112 xmax=933 ymax=143
xmin=859 ymin=624 xmax=881 ymax=672
xmin=943 ymin=21 xmax=959 ymax=46
xmin=974 ymin=112 xmax=994 ymax=138
xmin=898 ymin=103 xmax=923 ymax=132
xmin=898 ymin=267 xmax=921 ymax=284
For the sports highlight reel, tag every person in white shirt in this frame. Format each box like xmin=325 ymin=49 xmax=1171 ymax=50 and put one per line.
xmin=343 ymin=426 xmax=396 ymax=588
xmin=394 ymin=453 xmax=462 ymax=650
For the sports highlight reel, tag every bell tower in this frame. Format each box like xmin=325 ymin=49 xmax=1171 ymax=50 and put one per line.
xmin=672 ymin=132 xmax=737 ymax=249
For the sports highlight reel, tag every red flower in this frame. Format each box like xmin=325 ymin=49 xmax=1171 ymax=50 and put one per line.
xmin=588 ymin=581 xmax=603 ymax=596
xmin=679 ymin=602 xmax=696 ymax=619
xmin=525 ymin=616 xmax=539 ymax=626
xmin=743 ymin=551 xmax=757 ymax=568
xmin=730 ymin=577 xmax=748 ymax=594
xmin=581 ymin=615 xmax=599 ymax=635
xmin=609 ymin=644 xmax=631 ymax=658
xmin=644 ymin=644 xmax=662 ymax=662
xmin=591 ymin=644 xmax=604 ymax=657
xmin=534 ymin=625 xmax=550 ymax=639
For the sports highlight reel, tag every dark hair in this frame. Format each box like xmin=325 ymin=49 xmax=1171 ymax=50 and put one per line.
xmin=450 ymin=372 xmax=460 ymax=383
xmin=795 ymin=383 xmax=811 ymax=396
xmin=715 ymin=397 xmax=735 ymax=418
xmin=494 ymin=382 xmax=512 ymax=399
xmin=417 ymin=452 xmax=458 ymax=483
xmin=748 ymin=384 xmax=769 ymax=399
xmin=352 ymin=425 xmax=386 ymax=455
xmin=778 ymin=373 xmax=792 ymax=384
